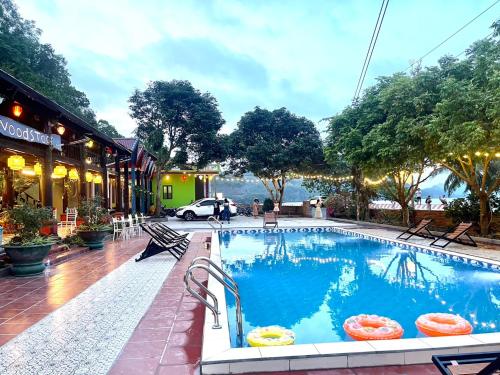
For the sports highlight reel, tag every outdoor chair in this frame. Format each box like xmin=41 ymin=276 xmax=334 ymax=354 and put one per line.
xmin=397 ymin=218 xmax=434 ymax=241
xmin=112 ymin=217 xmax=126 ymax=241
xmin=133 ymin=214 xmax=143 ymax=236
xmin=263 ymin=212 xmax=278 ymax=229
xmin=136 ymin=223 xmax=186 ymax=261
xmin=155 ymin=222 xmax=189 ymax=240
xmin=430 ymin=222 xmax=477 ymax=248
xmin=432 ymin=351 xmax=499 ymax=375
xmin=150 ymin=224 xmax=190 ymax=252
xmin=128 ymin=214 xmax=140 ymax=237
xmin=58 ymin=207 xmax=78 ymax=234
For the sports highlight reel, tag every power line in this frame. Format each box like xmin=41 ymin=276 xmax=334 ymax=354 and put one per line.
xmin=353 ymin=0 xmax=390 ymax=102
xmin=407 ymin=0 xmax=499 ymax=70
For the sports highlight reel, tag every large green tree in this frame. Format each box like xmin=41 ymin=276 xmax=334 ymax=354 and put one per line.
xmin=129 ymin=80 xmax=225 ymax=215
xmin=96 ymin=119 xmax=122 ymax=138
xmin=0 ymin=0 xmax=120 ymax=135
xmin=426 ymin=26 xmax=500 ymax=234
xmin=228 ymin=107 xmax=323 ymax=206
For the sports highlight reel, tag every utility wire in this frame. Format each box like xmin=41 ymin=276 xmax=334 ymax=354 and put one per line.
xmin=407 ymin=0 xmax=499 ymax=70
xmin=353 ymin=0 xmax=390 ymax=102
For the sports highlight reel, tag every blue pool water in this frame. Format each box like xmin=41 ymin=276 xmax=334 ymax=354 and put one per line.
xmin=219 ymin=229 xmax=500 ymax=347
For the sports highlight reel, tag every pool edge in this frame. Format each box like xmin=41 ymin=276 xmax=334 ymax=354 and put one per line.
xmin=201 ymin=227 xmax=500 ymax=374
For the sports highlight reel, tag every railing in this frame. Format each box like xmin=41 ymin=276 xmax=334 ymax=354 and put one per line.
xmin=184 ymin=256 xmax=243 ymax=346
xmin=207 ymin=216 xmax=222 ymax=230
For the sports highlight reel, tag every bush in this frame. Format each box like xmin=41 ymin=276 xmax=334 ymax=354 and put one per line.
xmin=78 ymin=196 xmax=111 ymax=231
xmin=444 ymin=193 xmax=499 ymax=224
xmin=325 ymin=193 xmax=356 ymax=219
xmin=7 ymin=204 xmax=53 ymax=245
xmin=262 ymin=198 xmax=274 ymax=212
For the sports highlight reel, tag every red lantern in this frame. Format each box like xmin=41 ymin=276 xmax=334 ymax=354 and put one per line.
xmin=12 ymin=103 xmax=23 ymax=118
xmin=181 ymin=175 xmax=188 ymax=182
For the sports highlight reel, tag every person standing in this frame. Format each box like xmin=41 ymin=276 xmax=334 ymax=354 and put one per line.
xmin=415 ymin=188 xmax=422 ymax=205
xmin=425 ymin=195 xmax=432 ymax=211
xmin=214 ymin=200 xmax=221 ymax=220
xmin=273 ymin=200 xmax=280 ymax=217
xmin=315 ymin=198 xmax=323 ymax=219
xmin=222 ymin=198 xmax=231 ymax=224
xmin=252 ymin=198 xmax=259 ymax=219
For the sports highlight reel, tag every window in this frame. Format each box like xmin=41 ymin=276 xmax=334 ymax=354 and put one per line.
xmin=200 ymin=199 xmax=215 ymax=206
xmin=163 ymin=185 xmax=173 ymax=199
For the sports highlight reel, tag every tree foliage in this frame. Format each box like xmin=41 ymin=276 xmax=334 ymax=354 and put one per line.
xmin=0 ymin=0 xmax=120 ymax=134
xmin=129 ymin=80 xmax=225 ymax=215
xmin=228 ymin=107 xmax=323 ymax=205
xmin=325 ymin=20 xmax=500 ymax=232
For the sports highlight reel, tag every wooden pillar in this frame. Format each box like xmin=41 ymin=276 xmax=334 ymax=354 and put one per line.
xmin=145 ymin=177 xmax=151 ymax=214
xmin=123 ymin=161 xmax=130 ymax=214
xmin=5 ymin=170 xmax=14 ymax=207
xmin=115 ymin=155 xmax=122 ymax=211
xmin=100 ymin=149 xmax=108 ymax=209
xmin=79 ymin=144 xmax=87 ymax=201
xmin=43 ymin=121 xmax=53 ymax=208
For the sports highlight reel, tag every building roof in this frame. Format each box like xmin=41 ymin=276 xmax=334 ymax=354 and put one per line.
xmin=0 ymin=68 xmax=129 ymax=155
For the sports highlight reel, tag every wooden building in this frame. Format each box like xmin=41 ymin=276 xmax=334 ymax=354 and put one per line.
xmin=0 ymin=69 xmax=138 ymax=218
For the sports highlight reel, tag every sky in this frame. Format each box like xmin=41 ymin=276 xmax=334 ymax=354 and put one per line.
xmin=16 ymin=0 xmax=499 ymax=140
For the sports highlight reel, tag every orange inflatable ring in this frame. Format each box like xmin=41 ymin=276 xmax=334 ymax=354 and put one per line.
xmin=343 ymin=314 xmax=404 ymax=341
xmin=416 ymin=313 xmax=472 ymax=337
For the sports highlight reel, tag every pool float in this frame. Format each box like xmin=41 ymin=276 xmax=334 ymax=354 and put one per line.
xmin=343 ymin=314 xmax=404 ymax=341
xmin=246 ymin=326 xmax=295 ymax=347
xmin=416 ymin=313 xmax=472 ymax=337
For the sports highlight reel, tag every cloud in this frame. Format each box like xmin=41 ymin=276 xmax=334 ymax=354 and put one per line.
xmin=16 ymin=0 xmax=499 ymax=137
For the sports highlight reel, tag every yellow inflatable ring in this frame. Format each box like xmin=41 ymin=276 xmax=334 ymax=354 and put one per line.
xmin=246 ymin=326 xmax=295 ymax=347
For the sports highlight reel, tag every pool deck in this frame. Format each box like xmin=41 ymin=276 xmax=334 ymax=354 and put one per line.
xmin=0 ymin=217 xmax=498 ymax=374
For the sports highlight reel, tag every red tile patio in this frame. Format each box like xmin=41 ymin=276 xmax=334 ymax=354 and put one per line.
xmin=1 ymin=232 xmax=443 ymax=374
xmin=0 ymin=235 xmax=150 ymax=346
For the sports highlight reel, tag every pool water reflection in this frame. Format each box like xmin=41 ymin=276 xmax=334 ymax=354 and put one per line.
xmin=220 ymin=230 xmax=500 ymax=347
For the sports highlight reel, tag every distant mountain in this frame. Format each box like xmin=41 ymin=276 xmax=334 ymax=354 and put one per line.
xmin=213 ymin=175 xmax=314 ymax=204
xmin=420 ymin=183 xmax=466 ymax=199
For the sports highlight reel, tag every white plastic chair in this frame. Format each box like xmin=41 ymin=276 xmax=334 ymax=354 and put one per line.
xmin=112 ymin=217 xmax=124 ymax=241
xmin=134 ymin=214 xmax=142 ymax=236
xmin=58 ymin=207 xmax=78 ymax=234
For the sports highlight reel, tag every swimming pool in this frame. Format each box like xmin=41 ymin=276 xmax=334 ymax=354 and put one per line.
xmin=219 ymin=228 xmax=500 ymax=347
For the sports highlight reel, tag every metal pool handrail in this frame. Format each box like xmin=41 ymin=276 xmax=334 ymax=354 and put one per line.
xmin=184 ymin=267 xmax=221 ymax=329
xmin=184 ymin=261 xmax=243 ymax=347
xmin=190 ymin=256 xmax=239 ymax=293
xmin=207 ymin=216 xmax=222 ymax=230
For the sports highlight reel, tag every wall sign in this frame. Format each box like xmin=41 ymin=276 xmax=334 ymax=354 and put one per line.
xmin=0 ymin=115 xmax=62 ymax=151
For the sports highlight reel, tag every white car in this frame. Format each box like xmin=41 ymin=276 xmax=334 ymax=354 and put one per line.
xmin=176 ymin=198 xmax=237 ymax=221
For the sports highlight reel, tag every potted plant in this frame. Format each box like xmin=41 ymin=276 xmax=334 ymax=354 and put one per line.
xmin=3 ymin=204 xmax=54 ymax=276
xmin=77 ymin=196 xmax=111 ymax=250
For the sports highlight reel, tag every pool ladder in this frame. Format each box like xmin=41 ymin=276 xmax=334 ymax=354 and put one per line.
xmin=184 ymin=256 xmax=243 ymax=347
xmin=207 ymin=216 xmax=222 ymax=230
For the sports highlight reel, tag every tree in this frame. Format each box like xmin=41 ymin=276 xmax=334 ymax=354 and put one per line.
xmin=426 ymin=27 xmax=500 ymax=234
xmin=96 ymin=119 xmax=122 ymax=138
xmin=228 ymin=107 xmax=323 ymax=206
xmin=129 ymin=80 xmax=225 ymax=216
xmin=361 ymin=71 xmax=442 ymax=225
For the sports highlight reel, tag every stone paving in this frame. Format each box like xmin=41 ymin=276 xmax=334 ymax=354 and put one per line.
xmin=0 ymin=236 xmax=176 ymax=375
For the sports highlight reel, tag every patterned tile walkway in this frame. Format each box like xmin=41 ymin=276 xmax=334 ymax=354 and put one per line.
xmin=0 ymin=236 xmax=177 ymax=375
xmin=0 ymin=236 xmax=150 ymax=346
xmin=109 ymin=232 xmax=209 ymax=375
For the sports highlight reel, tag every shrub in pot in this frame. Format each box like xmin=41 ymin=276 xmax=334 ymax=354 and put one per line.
xmin=3 ymin=204 xmax=54 ymax=276
xmin=77 ymin=196 xmax=111 ymax=250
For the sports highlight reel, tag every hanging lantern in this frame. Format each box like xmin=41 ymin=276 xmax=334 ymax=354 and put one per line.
xmin=85 ymin=157 xmax=92 ymax=165
xmin=85 ymin=139 xmax=94 ymax=148
xmin=34 ymin=162 xmax=42 ymax=176
xmin=181 ymin=174 xmax=188 ymax=183
xmin=53 ymin=165 xmax=67 ymax=178
xmin=12 ymin=103 xmax=23 ymax=118
xmin=68 ymin=168 xmax=79 ymax=181
xmin=93 ymin=174 xmax=103 ymax=184
xmin=85 ymin=171 xmax=93 ymax=182
xmin=56 ymin=124 xmax=66 ymax=135
xmin=198 ymin=175 xmax=203 ymax=180
xmin=7 ymin=155 xmax=25 ymax=171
